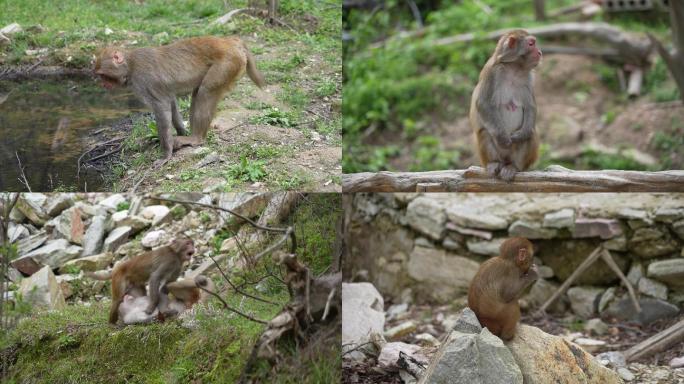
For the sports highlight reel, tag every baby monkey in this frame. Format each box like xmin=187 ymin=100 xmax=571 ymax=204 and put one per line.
xmin=470 ymin=30 xmax=542 ymax=181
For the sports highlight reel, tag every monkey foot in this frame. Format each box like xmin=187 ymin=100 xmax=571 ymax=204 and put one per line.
xmin=173 ymin=137 xmax=203 ymax=150
xmin=152 ymin=157 xmax=170 ymax=169
xmin=499 ymin=165 xmax=517 ymax=181
xmin=486 ymin=162 xmax=501 ymax=176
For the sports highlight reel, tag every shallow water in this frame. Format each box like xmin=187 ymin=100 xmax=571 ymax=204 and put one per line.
xmin=0 ymin=77 xmax=144 ymax=191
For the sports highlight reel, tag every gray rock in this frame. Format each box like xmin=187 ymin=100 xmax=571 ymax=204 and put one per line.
xmin=98 ymin=194 xmax=127 ymax=210
xmin=598 ymin=287 xmax=617 ymax=312
xmin=543 ymin=208 xmax=575 ymax=229
xmin=446 ymin=222 xmax=492 ymax=239
xmin=386 ymin=303 xmax=409 ymax=321
xmin=453 ymin=307 xmax=482 ymax=334
xmin=8 ymin=223 xmax=28 ymax=243
xmin=445 ymin=207 xmax=508 ymax=230
xmin=537 ymin=265 xmax=554 ymax=279
xmin=603 ymin=297 xmax=679 ymax=325
xmin=522 ymin=279 xmax=567 ymax=314
xmin=572 ymin=218 xmax=622 ymax=239
xmin=414 ymin=237 xmax=435 ymax=248
xmin=603 ymin=236 xmax=627 ymax=251
xmin=141 ymin=230 xmax=166 ymax=248
xmin=342 ymin=283 xmax=385 ymax=360
xmin=111 ymin=210 xmax=150 ymax=233
xmin=406 ymin=197 xmax=446 ymax=240
xmin=567 ymin=286 xmax=604 ymax=318
xmin=617 ymin=208 xmax=651 ymax=222
xmin=10 ymin=253 xmax=42 ymax=275
xmin=377 ymin=342 xmax=428 ymax=370
xmin=15 ymin=232 xmax=48 ymax=256
xmin=423 ymin=328 xmax=522 ymax=384
xmin=466 ymin=238 xmax=505 ymax=256
xmin=407 ymin=246 xmax=479 ymax=302
xmin=629 ymin=227 xmax=679 ymax=259
xmin=45 ymin=194 xmax=74 ymax=216
xmin=638 ymin=277 xmax=668 ymax=300
xmin=217 ymin=193 xmax=269 ymax=224
xmin=509 ymin=220 xmax=557 ymax=239
xmin=18 ymin=265 xmax=65 ymax=310
xmin=654 ymin=207 xmax=684 ymax=223
xmin=103 ymin=226 xmax=131 ymax=253
xmin=442 ymin=237 xmax=463 ymax=251
xmin=584 ymin=318 xmax=609 ymax=336
xmin=20 ymin=239 xmax=82 ymax=268
xmin=384 ymin=321 xmax=417 ymax=340
xmin=617 ymin=367 xmax=635 ymax=382
xmin=672 ymin=220 xmax=684 ymax=240
xmin=140 ymin=205 xmax=171 ymax=226
xmin=73 ymin=201 xmax=108 ymax=218
xmin=626 ymin=263 xmax=643 ymax=286
xmin=596 ymin=351 xmax=627 ymax=368
xmin=52 ymin=207 xmax=85 ymax=245
xmin=81 ymin=215 xmax=108 ymax=257
xmin=16 ymin=193 xmax=49 ymax=226
xmin=507 ymin=325 xmax=622 ymax=384
xmin=59 ymin=252 xmax=113 ymax=273
xmin=647 ymin=259 xmax=684 ymax=287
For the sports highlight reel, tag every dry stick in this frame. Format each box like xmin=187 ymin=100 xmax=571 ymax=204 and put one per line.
xmin=538 ymin=245 xmax=603 ymax=313
xmin=623 ymin=319 xmax=684 ymax=362
xmin=76 ymin=137 xmax=123 ymax=178
xmin=600 ymin=249 xmax=641 ymax=312
xmin=197 ymin=284 xmax=267 ymax=324
xmin=130 ymin=166 xmax=153 ymax=194
xmin=206 ymin=253 xmax=278 ymax=305
xmin=85 ymin=144 xmax=123 ymax=163
xmin=14 ymin=152 xmax=31 ymax=192
xmin=321 ymin=287 xmax=336 ymax=321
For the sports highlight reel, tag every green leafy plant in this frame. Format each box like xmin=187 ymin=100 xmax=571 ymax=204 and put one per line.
xmin=227 ymin=155 xmax=267 ymax=182
xmin=249 ymin=107 xmax=298 ymax=128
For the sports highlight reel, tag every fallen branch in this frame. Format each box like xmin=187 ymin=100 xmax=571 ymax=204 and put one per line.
xmin=623 ymin=319 xmax=684 ymax=362
xmin=14 ymin=152 xmax=31 ymax=192
xmin=0 ymin=66 xmax=91 ymax=81
xmin=342 ymin=166 xmax=684 ymax=192
xmin=196 ymin=283 xmax=267 ymax=324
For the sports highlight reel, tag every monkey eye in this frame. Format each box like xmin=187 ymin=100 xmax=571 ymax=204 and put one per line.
xmin=528 ymin=38 xmax=536 ymax=46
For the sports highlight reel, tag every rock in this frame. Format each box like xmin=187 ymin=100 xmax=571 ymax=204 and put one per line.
xmin=98 ymin=194 xmax=127 ymax=210
xmin=654 ymin=207 xmax=684 ymax=223
xmin=446 ymin=222 xmax=492 ymax=240
xmin=603 ymin=236 xmax=627 ymax=251
xmin=406 ymin=197 xmax=446 ymax=240
xmin=19 ymin=239 xmax=82 ymax=268
xmin=603 ymin=297 xmax=679 ymax=325
xmin=342 ymin=283 xmax=385 ymax=360
xmin=111 ymin=210 xmax=150 ymax=233
xmin=18 ymin=265 xmax=65 ymax=310
xmin=572 ymin=218 xmax=622 ymax=239
xmin=217 ymin=193 xmax=269 ymax=224
xmin=73 ymin=201 xmax=107 ymax=218
xmin=628 ymin=227 xmax=679 ymax=259
xmin=521 ymin=279 xmax=567 ymax=313
xmin=141 ymin=230 xmax=166 ymax=248
xmin=617 ymin=367 xmax=635 ymax=381
xmin=626 ymin=263 xmax=643 ymax=286
xmin=59 ymin=252 xmax=113 ymax=273
xmin=509 ymin=220 xmax=557 ymax=239
xmin=647 ymin=259 xmax=684 ymax=287
xmin=543 ymin=208 xmax=575 ymax=229
xmin=669 ymin=356 xmax=684 ymax=368
xmin=573 ymin=337 xmax=606 ymax=353
xmin=596 ymin=351 xmax=627 ymax=368
xmin=407 ymin=246 xmax=479 ymax=302
xmin=442 ymin=237 xmax=463 ymax=251
xmin=466 ymin=238 xmax=506 ymax=256
xmin=16 ymin=232 xmax=48 ymax=256
xmin=617 ymin=208 xmax=651 ymax=222
xmin=598 ymin=287 xmax=616 ymax=312
xmin=81 ymin=215 xmax=107 ymax=257
xmin=8 ymin=223 xmax=29 ymax=243
xmin=16 ymin=193 xmax=49 ymax=226
xmin=584 ymin=318 xmax=609 ymax=336
xmin=220 ymin=237 xmax=236 ymax=252
xmin=507 ymin=325 xmax=621 ymax=384
xmin=422 ymin=328 xmax=523 ymax=384
xmin=567 ymin=286 xmax=604 ymax=318
xmin=537 ymin=265 xmax=554 ymax=279
xmin=672 ymin=220 xmax=684 ymax=240
xmin=103 ymin=226 xmax=131 ymax=253
xmin=637 ymin=277 xmax=668 ymax=300
xmin=140 ymin=205 xmax=171 ymax=226
xmin=386 ymin=303 xmax=409 ymax=321
xmin=0 ymin=22 xmax=23 ymax=36
xmin=453 ymin=307 xmax=482 ymax=334
xmin=55 ymin=274 xmax=79 ymax=299
xmin=10 ymin=253 xmax=42 ymax=275
xmin=45 ymin=194 xmax=74 ymax=216
xmin=538 ymin=239 xmax=628 ymax=285
xmin=52 ymin=207 xmax=85 ymax=245
xmin=377 ymin=342 xmax=428 ymax=370
xmin=384 ymin=321 xmax=417 ymax=340
xmin=446 ymin=207 xmax=509 ymax=230
xmin=415 ymin=333 xmax=440 ymax=347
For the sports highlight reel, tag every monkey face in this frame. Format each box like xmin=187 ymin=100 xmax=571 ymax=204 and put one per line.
xmin=496 ymin=30 xmax=542 ymax=69
xmin=171 ymin=237 xmax=196 ymax=262
xmin=93 ymin=48 xmax=128 ymax=89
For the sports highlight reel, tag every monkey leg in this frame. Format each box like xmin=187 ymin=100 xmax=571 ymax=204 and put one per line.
xmin=152 ymin=105 xmax=174 ymax=166
xmin=499 ymin=304 xmax=521 ymax=341
xmin=171 ymin=99 xmax=188 ymax=136
xmin=511 ymin=135 xmax=539 ymax=172
xmin=476 ymin=130 xmax=503 ymax=176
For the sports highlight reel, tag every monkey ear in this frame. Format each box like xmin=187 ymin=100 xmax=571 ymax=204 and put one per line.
xmin=507 ymin=36 xmax=518 ymax=49
xmin=112 ymin=51 xmax=125 ymax=65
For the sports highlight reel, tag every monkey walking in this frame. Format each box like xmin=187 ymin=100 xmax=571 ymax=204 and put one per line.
xmin=470 ymin=30 xmax=542 ymax=181
xmin=106 ymin=236 xmax=196 ymax=324
xmin=467 ymin=237 xmax=539 ymax=340
xmin=94 ymin=36 xmax=266 ymax=166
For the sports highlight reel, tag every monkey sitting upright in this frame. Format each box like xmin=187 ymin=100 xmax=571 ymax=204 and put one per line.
xmin=467 ymin=237 xmax=539 ymax=340
xmin=470 ymin=30 xmax=542 ymax=181
xmin=107 ymin=236 xmax=195 ymax=324
xmin=93 ymin=36 xmax=266 ymax=166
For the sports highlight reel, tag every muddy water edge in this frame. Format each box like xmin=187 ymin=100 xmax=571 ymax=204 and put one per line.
xmin=0 ymin=76 xmax=145 ymax=191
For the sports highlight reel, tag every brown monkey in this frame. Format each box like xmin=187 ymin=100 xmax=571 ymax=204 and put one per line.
xmin=165 ymin=275 xmax=215 ymax=308
xmin=93 ymin=36 xmax=265 ymax=166
xmin=467 ymin=237 xmax=538 ymax=340
xmin=108 ymin=236 xmax=195 ymax=324
xmin=470 ymin=30 xmax=542 ymax=181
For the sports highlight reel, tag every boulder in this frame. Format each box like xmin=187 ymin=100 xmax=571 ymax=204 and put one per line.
xmin=18 ymin=265 xmax=65 ymax=310
xmin=59 ymin=252 xmax=113 ymax=273
xmin=45 ymin=194 xmax=74 ymax=216
xmin=18 ymin=239 xmax=82 ymax=268
xmin=140 ymin=205 xmax=171 ymax=226
xmin=628 ymin=226 xmax=679 ymax=259
xmin=572 ymin=218 xmax=622 ymax=239
xmin=407 ymin=246 xmax=479 ymax=302
xmin=111 ymin=210 xmax=150 ymax=233
xmin=521 ymin=279 xmax=567 ymax=313
xmin=509 ymin=220 xmax=557 ymax=239
xmin=445 ymin=207 xmax=509 ymax=230
xmin=637 ymin=277 xmax=668 ymax=300
xmin=378 ymin=342 xmax=428 ymax=370
xmin=567 ymin=286 xmax=604 ymax=318
xmin=406 ymin=197 xmax=446 ymax=240
xmin=52 ymin=207 xmax=85 ymax=245
xmin=8 ymin=223 xmax=29 ymax=243
xmin=466 ymin=238 xmax=506 ymax=256
xmin=103 ymin=226 xmax=131 ymax=252
xmin=81 ymin=215 xmax=107 ymax=257
xmin=141 ymin=230 xmax=167 ymax=248
xmin=342 ymin=283 xmax=385 ymax=361
xmin=217 ymin=193 xmax=269 ymax=224
xmin=16 ymin=193 xmax=49 ymax=226
xmin=542 ymin=209 xmax=575 ymax=229
xmin=98 ymin=194 xmax=127 ymax=210
xmin=647 ymin=259 xmax=684 ymax=287
xmin=603 ymin=297 xmax=679 ymax=325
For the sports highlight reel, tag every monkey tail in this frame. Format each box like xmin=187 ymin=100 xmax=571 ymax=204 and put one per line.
xmin=245 ymin=47 xmax=266 ymax=89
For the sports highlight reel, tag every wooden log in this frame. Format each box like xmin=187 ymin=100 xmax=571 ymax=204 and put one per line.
xmin=624 ymin=319 xmax=684 ymax=362
xmin=342 ymin=166 xmax=684 ymax=193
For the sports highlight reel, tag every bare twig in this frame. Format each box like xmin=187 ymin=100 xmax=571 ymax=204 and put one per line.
xmin=197 ymin=284 xmax=267 ymax=324
xmin=14 ymin=152 xmax=31 ymax=192
xmin=206 ymin=253 xmax=279 ymax=305
xmin=85 ymin=144 xmax=123 ymax=163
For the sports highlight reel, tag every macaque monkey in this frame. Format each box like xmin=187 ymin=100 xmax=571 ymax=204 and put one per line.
xmin=118 ymin=275 xmax=213 ymax=325
xmin=93 ymin=36 xmax=266 ymax=165
xmin=467 ymin=237 xmax=539 ymax=340
xmin=108 ymin=236 xmax=195 ymax=324
xmin=470 ymin=30 xmax=542 ymax=181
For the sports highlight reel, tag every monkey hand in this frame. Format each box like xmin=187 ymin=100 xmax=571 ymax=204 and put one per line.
xmin=511 ymin=130 xmax=532 ymax=143
xmin=496 ymin=132 xmax=512 ymax=148
xmin=525 ymin=264 xmax=539 ymax=280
